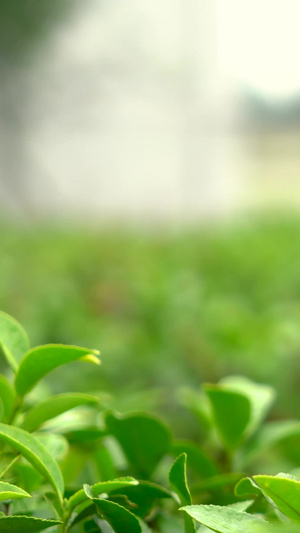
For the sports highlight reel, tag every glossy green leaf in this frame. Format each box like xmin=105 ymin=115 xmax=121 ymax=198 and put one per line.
xmin=220 ymin=376 xmax=275 ymax=436
xmin=15 ymin=344 xmax=100 ymax=397
xmin=253 ymin=474 xmax=300 ymax=523
xmin=235 ymin=477 xmax=262 ymax=499
xmin=171 ymin=440 xmax=218 ymax=479
xmin=105 ymin=411 xmax=171 ymax=478
xmin=0 ymin=376 xmax=15 ymax=422
xmin=169 ymin=453 xmax=192 ymax=506
xmin=0 ymin=311 xmax=29 ymax=371
xmin=85 ymin=492 xmax=142 ymax=533
xmin=0 ymin=481 xmax=30 ymax=501
xmin=180 ymin=504 xmax=265 ymax=532
xmin=0 ymin=423 xmax=64 ymax=501
xmin=68 ymin=477 xmax=138 ymax=512
xmin=21 ymin=393 xmax=99 ymax=432
xmin=169 ymin=453 xmax=196 ymax=533
xmin=0 ymin=516 xmax=61 ymax=532
xmin=204 ymin=386 xmax=251 ymax=450
xmin=110 ymin=480 xmax=174 ymax=517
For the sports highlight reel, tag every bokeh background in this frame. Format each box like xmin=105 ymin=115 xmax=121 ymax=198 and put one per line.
xmin=2 ymin=0 xmax=300 ymax=427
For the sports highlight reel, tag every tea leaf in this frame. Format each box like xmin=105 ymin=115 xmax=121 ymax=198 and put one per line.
xmin=220 ymin=376 xmax=275 ymax=436
xmin=204 ymin=386 xmax=251 ymax=451
xmin=85 ymin=494 xmax=142 ymax=533
xmin=109 ymin=480 xmax=174 ymax=517
xmin=68 ymin=477 xmax=138 ymax=512
xmin=0 ymin=423 xmax=64 ymax=502
xmin=180 ymin=504 xmax=265 ymax=532
xmin=169 ymin=453 xmax=196 ymax=533
xmin=0 ymin=481 xmax=30 ymax=501
xmin=21 ymin=393 xmax=99 ymax=432
xmin=235 ymin=477 xmax=262 ymax=499
xmin=0 ymin=312 xmax=29 ymax=372
xmin=15 ymin=344 xmax=100 ymax=397
xmin=105 ymin=411 xmax=171 ymax=478
xmin=253 ymin=474 xmax=300 ymax=523
xmin=0 ymin=516 xmax=61 ymax=532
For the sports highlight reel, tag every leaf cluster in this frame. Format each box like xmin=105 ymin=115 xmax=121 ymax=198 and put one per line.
xmin=0 ymin=311 xmax=299 ymax=532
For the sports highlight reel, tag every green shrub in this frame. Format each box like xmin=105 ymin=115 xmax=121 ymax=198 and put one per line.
xmin=0 ymin=311 xmax=299 ymax=532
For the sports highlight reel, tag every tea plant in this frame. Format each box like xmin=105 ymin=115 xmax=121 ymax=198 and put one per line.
xmin=0 ymin=310 xmax=300 ymax=532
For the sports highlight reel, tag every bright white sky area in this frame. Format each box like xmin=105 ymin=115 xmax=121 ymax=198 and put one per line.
xmin=216 ymin=0 xmax=300 ymax=102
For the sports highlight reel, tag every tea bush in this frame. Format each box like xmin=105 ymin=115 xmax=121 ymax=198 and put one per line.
xmin=0 ymin=311 xmax=299 ymax=532
xmin=2 ymin=216 xmax=300 ymax=420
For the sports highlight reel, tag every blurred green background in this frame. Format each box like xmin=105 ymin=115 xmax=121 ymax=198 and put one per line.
xmin=2 ymin=215 xmax=300 ymax=421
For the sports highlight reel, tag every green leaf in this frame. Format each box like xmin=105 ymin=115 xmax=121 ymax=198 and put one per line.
xmin=0 ymin=481 xmax=30 ymax=501
xmin=180 ymin=504 xmax=265 ymax=532
xmin=105 ymin=411 xmax=171 ymax=478
xmin=85 ymin=492 xmax=142 ymax=533
xmin=0 ymin=423 xmax=64 ymax=502
xmin=68 ymin=477 xmax=139 ymax=512
xmin=0 ymin=312 xmax=29 ymax=372
xmin=220 ymin=376 xmax=275 ymax=437
xmin=169 ymin=453 xmax=196 ymax=533
xmin=253 ymin=474 xmax=300 ymax=523
xmin=15 ymin=344 xmax=100 ymax=397
xmin=0 ymin=516 xmax=61 ymax=532
xmin=21 ymin=393 xmax=99 ymax=432
xmin=204 ymin=386 xmax=251 ymax=451
xmin=235 ymin=477 xmax=262 ymax=499
xmin=169 ymin=453 xmax=192 ymax=506
xmin=109 ymin=480 xmax=174 ymax=517
xmin=0 ymin=375 xmax=15 ymax=422
xmin=171 ymin=440 xmax=218 ymax=479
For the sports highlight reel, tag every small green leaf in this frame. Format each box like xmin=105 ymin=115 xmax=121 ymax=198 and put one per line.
xmin=109 ymin=480 xmax=174 ymax=517
xmin=0 ymin=516 xmax=61 ymax=533
xmin=235 ymin=477 xmax=262 ymax=499
xmin=171 ymin=440 xmax=218 ymax=479
xmin=0 ymin=423 xmax=64 ymax=502
xmin=86 ymin=494 xmax=142 ymax=533
xmin=0 ymin=312 xmax=29 ymax=372
xmin=180 ymin=504 xmax=265 ymax=532
xmin=0 ymin=376 xmax=15 ymax=422
xmin=15 ymin=344 xmax=100 ymax=397
xmin=220 ymin=376 xmax=275 ymax=437
xmin=169 ymin=453 xmax=192 ymax=506
xmin=68 ymin=477 xmax=138 ymax=512
xmin=105 ymin=411 xmax=171 ymax=478
xmin=204 ymin=386 xmax=251 ymax=451
xmin=253 ymin=474 xmax=300 ymax=523
xmin=169 ymin=454 xmax=196 ymax=533
xmin=0 ymin=481 xmax=30 ymax=501
xmin=21 ymin=393 xmax=99 ymax=432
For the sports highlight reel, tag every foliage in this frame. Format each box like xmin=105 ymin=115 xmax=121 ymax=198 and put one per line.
xmin=0 ymin=311 xmax=299 ymax=532
xmin=2 ymin=217 xmax=300 ymax=423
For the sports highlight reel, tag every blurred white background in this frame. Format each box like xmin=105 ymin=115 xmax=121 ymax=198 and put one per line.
xmin=1 ymin=0 xmax=300 ymax=220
